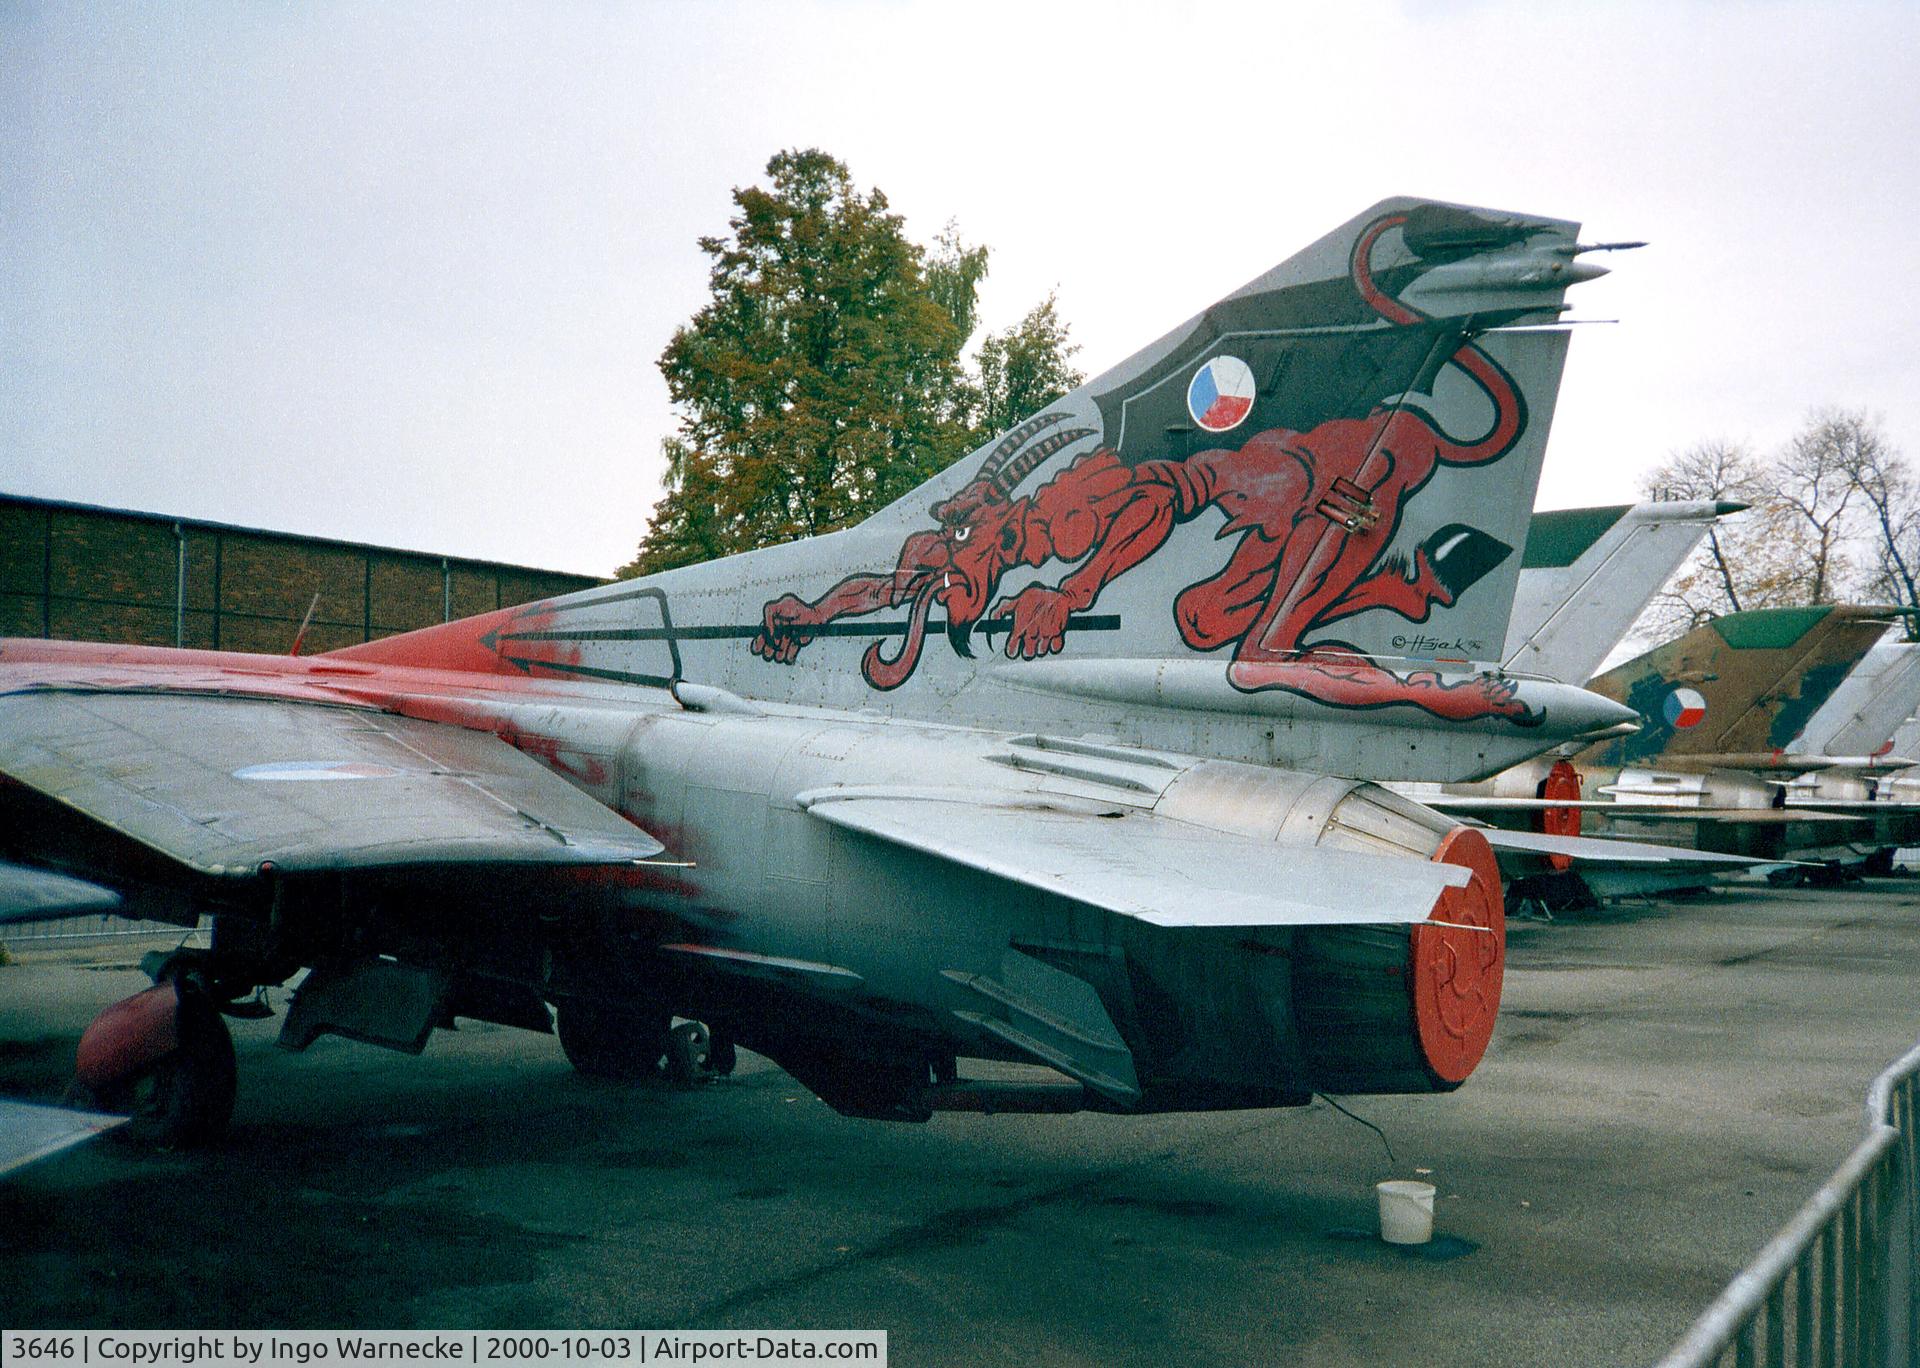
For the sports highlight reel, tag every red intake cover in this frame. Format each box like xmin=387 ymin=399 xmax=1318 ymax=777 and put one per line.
xmin=1534 ymin=760 xmax=1583 ymax=871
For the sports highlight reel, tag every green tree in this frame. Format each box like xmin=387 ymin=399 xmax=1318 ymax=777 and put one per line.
xmin=925 ymin=220 xmax=989 ymax=353
xmin=625 ymin=149 xmax=975 ymax=577
xmin=973 ymin=291 xmax=1086 ymax=443
xmin=624 ymin=151 xmax=1087 ymax=578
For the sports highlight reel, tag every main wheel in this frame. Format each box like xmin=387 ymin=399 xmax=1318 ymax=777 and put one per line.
xmin=134 ymin=983 xmax=236 ymax=1147
xmin=555 ymin=1000 xmax=669 ymax=1081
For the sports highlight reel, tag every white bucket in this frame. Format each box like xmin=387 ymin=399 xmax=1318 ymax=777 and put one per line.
xmin=1376 ymin=1179 xmax=1436 ymax=1245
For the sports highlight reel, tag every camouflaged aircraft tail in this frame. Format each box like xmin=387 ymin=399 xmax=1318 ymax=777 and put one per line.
xmin=1577 ymin=605 xmax=1896 ymax=766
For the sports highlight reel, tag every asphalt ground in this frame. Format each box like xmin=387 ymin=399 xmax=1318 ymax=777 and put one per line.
xmin=3 ymin=879 xmax=1919 ymax=1366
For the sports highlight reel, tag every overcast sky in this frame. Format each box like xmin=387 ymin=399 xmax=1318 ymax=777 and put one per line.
xmin=5 ymin=1 xmax=1918 ymax=577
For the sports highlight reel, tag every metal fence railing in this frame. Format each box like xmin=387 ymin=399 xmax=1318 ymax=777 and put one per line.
xmin=1656 ymin=1037 xmax=1920 ymax=1367
xmin=1 ymin=916 xmax=202 ymax=945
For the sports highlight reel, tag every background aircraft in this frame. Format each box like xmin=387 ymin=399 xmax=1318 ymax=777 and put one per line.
xmin=1765 ymin=640 xmax=1920 ymax=868
xmin=1788 ymin=640 xmax=1920 ymax=761
xmin=0 ymin=198 xmax=1636 ymax=1152
xmin=1501 ymin=499 xmax=1745 ymax=684
xmin=1429 ymin=605 xmax=1899 ymax=884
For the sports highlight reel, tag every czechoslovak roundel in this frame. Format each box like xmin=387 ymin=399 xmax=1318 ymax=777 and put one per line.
xmin=1663 ymin=687 xmax=1707 ymax=729
xmin=1187 ymin=355 xmax=1256 ymax=433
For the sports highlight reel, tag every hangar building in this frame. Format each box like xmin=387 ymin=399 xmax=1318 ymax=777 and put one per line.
xmin=0 ymin=491 xmax=605 ymax=946
xmin=1 ymin=492 xmax=601 ymax=654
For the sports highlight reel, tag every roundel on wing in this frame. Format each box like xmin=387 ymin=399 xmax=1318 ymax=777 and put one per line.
xmin=1662 ymin=686 xmax=1708 ymax=729
xmin=1186 ymin=355 xmax=1256 ymax=433
xmin=233 ymin=760 xmax=404 ymax=781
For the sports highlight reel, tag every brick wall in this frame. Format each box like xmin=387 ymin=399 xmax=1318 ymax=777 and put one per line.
xmin=0 ymin=495 xmax=604 ymax=652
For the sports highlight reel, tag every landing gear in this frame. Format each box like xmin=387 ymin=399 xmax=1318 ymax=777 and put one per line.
xmin=620 ymin=1018 xmax=737 ymax=1086
xmin=74 ymin=978 xmax=236 ymax=1147
xmin=135 ymin=984 xmax=237 ymax=1147
xmin=555 ymin=1000 xmax=671 ymax=1081
xmin=557 ymin=1003 xmax=737 ymax=1086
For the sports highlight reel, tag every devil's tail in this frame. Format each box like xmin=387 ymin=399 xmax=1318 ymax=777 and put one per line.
xmin=1348 ymin=213 xmax=1526 ymax=466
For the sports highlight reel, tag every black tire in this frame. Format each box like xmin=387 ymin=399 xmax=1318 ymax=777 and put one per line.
xmin=555 ymin=1001 xmax=669 ymax=1081
xmin=135 ymin=985 xmax=236 ymax=1147
xmin=664 ymin=1021 xmax=710 ymax=1087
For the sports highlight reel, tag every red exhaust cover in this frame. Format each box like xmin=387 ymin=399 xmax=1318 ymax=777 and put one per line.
xmin=1413 ymin=826 xmax=1506 ymax=1083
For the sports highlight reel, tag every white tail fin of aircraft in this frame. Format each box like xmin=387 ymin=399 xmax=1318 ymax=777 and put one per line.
xmin=1505 ymin=501 xmax=1744 ymax=682
xmin=1790 ymin=639 xmax=1920 ymax=758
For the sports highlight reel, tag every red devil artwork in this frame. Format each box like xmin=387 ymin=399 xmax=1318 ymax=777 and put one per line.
xmin=752 ymin=213 xmax=1538 ymax=724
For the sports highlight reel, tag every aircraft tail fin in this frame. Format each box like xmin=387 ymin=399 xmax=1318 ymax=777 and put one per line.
xmin=841 ymin=198 xmax=1602 ymax=680
xmin=1791 ymin=641 xmax=1920 ymax=756
xmin=1504 ymin=501 xmax=1743 ymax=681
xmin=1578 ymin=606 xmax=1895 ymax=766
xmin=334 ymin=198 xmax=1622 ymax=754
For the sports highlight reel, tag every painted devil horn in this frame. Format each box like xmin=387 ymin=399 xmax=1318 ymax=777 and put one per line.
xmin=975 ymin=411 xmax=1072 ymax=485
xmin=991 ymin=428 xmax=1096 ymax=496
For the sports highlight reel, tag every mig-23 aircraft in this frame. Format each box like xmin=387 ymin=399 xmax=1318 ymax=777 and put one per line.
xmin=1427 ymin=605 xmax=1903 ymax=881
xmin=0 ymin=198 xmax=1645 ymax=1151
xmin=1770 ymin=639 xmax=1920 ymax=867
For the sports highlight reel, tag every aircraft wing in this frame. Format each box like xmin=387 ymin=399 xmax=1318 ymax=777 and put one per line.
xmin=0 ymin=1099 xmax=127 ymax=1177
xmin=1596 ymin=808 xmax=1858 ymax=825
xmin=1476 ymin=828 xmax=1783 ymax=869
xmin=1425 ymin=796 xmax=1857 ymax=825
xmin=0 ymin=689 xmax=664 ymax=887
xmin=1785 ymin=800 xmax=1920 ymax=811
xmin=799 ymin=791 xmax=1470 ymax=927
xmin=1424 ymin=796 xmax=1647 ymax=812
xmin=0 ymin=860 xmax=122 ymax=922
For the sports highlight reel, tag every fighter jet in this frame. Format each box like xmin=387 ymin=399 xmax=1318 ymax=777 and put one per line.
xmin=1399 ymin=502 xmax=1798 ymax=898
xmin=1768 ymin=640 xmax=1920 ymax=868
xmin=1868 ymin=707 xmax=1920 ymax=865
xmin=1788 ymin=639 xmax=1920 ymax=762
xmin=1503 ymin=499 xmax=1748 ymax=684
xmin=1427 ymin=605 xmax=1899 ymax=880
xmin=1871 ymin=702 xmax=1920 ymax=817
xmin=0 ymin=198 xmax=1639 ymax=1151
